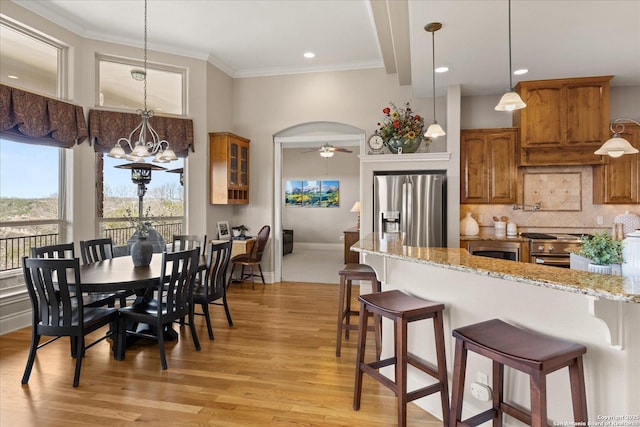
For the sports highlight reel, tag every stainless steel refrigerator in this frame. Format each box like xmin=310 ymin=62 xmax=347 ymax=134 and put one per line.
xmin=373 ymin=171 xmax=446 ymax=247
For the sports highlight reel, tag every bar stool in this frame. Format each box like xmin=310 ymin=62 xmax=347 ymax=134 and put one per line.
xmin=353 ymin=290 xmax=450 ymax=427
xmin=450 ymin=319 xmax=588 ymax=427
xmin=336 ymin=263 xmax=381 ymax=357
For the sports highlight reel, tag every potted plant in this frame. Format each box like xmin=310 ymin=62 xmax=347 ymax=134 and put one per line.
xmin=576 ymin=231 xmax=622 ymax=274
xmin=232 ymin=224 xmax=250 ymax=238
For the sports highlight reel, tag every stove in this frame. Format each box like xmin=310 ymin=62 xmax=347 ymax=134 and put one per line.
xmin=520 ymin=233 xmax=590 ymax=268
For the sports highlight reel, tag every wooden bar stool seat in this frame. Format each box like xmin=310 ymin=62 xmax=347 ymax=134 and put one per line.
xmin=353 ymin=290 xmax=450 ymax=427
xmin=450 ymin=319 xmax=588 ymax=427
xmin=336 ymin=263 xmax=381 ymax=357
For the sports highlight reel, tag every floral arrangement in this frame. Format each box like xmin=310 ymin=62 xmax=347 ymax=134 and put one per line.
xmin=377 ymin=102 xmax=425 ymax=143
xmin=126 ymin=206 xmax=154 ymax=238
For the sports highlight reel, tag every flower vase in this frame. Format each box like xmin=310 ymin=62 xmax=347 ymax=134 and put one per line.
xmin=386 ymin=136 xmax=422 ymax=154
xmin=460 ymin=212 xmax=479 ymax=236
xmin=131 ymin=236 xmax=153 ymax=267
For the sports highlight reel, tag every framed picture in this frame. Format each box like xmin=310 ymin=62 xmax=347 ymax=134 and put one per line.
xmin=216 ymin=221 xmax=231 ymax=240
xmin=284 ymin=179 xmax=340 ymax=208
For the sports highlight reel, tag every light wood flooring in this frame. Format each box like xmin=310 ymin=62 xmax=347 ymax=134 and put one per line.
xmin=0 ymin=282 xmax=442 ymax=426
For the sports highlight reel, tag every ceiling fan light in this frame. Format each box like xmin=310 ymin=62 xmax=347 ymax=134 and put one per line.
xmin=495 ymin=91 xmax=526 ymax=111
xmin=320 ymin=150 xmax=334 ymax=158
xmin=594 ymin=134 xmax=639 ymax=157
xmin=425 ymin=122 xmax=446 ymax=138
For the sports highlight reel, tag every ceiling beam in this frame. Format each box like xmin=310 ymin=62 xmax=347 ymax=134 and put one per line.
xmin=369 ymin=0 xmax=412 ymax=86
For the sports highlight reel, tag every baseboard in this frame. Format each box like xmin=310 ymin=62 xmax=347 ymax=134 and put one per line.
xmin=294 ymin=243 xmax=342 ymax=251
xmin=0 ymin=309 xmax=30 ymax=335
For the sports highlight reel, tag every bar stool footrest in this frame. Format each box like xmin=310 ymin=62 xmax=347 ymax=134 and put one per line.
xmin=406 ymin=382 xmax=444 ymax=402
xmin=501 ymin=402 xmax=531 ymax=425
xmin=407 ymin=353 xmax=441 ymax=380
xmin=460 ymin=408 xmax=497 ymax=427
xmin=360 ymin=363 xmax=397 ymax=391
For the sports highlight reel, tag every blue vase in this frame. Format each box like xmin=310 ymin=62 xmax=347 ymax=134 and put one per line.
xmin=131 ymin=237 xmax=153 ymax=267
xmin=386 ymin=136 xmax=422 ymax=154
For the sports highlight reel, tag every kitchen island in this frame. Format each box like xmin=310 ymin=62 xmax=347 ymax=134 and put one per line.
xmin=352 ymin=233 xmax=640 ymax=422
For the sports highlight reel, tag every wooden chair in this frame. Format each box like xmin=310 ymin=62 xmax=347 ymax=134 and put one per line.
xmin=21 ymin=257 xmax=119 ymax=387
xmin=79 ymin=238 xmax=133 ymax=307
xmin=192 ymin=240 xmax=233 ymax=339
xmin=32 ymin=243 xmax=116 ymax=309
xmin=230 ymin=225 xmax=270 ymax=289
xmin=172 ymin=234 xmax=207 ymax=254
xmin=116 ymin=248 xmax=201 ymax=370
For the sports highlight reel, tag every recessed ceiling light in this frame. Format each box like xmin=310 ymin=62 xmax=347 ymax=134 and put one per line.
xmin=514 ymin=69 xmax=528 ymax=75
xmin=435 ymin=67 xmax=449 ymax=73
xmin=7 ymin=75 xmax=19 ymax=79
xmin=303 ymin=52 xmax=315 ymax=59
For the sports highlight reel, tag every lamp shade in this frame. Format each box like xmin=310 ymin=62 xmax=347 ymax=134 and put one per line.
xmin=425 ymin=122 xmax=446 ymax=138
xmin=350 ymin=201 xmax=361 ymax=213
xmin=594 ymin=134 xmax=639 ymax=158
xmin=495 ymin=91 xmax=526 ymax=111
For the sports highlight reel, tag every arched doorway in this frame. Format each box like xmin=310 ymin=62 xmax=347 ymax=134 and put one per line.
xmin=273 ymin=122 xmax=365 ymax=282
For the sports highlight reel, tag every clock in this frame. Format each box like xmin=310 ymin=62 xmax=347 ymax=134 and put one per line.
xmin=368 ymin=133 xmax=384 ymax=151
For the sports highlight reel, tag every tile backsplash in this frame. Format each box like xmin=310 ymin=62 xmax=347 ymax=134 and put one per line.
xmin=461 ymin=165 xmax=640 ymax=234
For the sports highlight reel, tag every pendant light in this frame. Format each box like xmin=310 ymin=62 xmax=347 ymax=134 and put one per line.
xmin=108 ymin=0 xmax=178 ymax=163
xmin=495 ymin=0 xmax=526 ymax=111
xmin=424 ymin=22 xmax=445 ymax=138
xmin=594 ymin=118 xmax=640 ymax=157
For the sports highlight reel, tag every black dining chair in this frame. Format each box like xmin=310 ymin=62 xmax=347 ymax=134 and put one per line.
xmin=172 ymin=234 xmax=207 ymax=254
xmin=116 ymin=248 xmax=201 ymax=370
xmin=192 ymin=240 xmax=233 ymax=340
xmin=79 ymin=238 xmax=134 ymax=307
xmin=32 ymin=242 xmax=117 ymax=308
xmin=21 ymin=256 xmax=119 ymax=387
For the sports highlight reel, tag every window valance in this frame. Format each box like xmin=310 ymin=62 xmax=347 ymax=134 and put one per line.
xmin=0 ymin=84 xmax=87 ymax=147
xmin=88 ymin=109 xmax=194 ymax=157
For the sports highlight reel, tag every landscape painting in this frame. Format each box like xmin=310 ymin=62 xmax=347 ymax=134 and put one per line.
xmin=284 ymin=180 xmax=339 ymax=208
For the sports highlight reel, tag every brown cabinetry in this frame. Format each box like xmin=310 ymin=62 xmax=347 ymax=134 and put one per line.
xmin=209 ymin=132 xmax=250 ymax=204
xmin=344 ymin=227 xmax=360 ymax=264
xmin=460 ymin=128 xmax=518 ymax=204
xmin=593 ymin=122 xmax=640 ymax=204
xmin=513 ymin=76 xmax=611 ymax=166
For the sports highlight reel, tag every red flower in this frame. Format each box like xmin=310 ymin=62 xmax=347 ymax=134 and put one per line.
xmin=383 ymin=107 xmax=391 ymax=115
xmin=393 ymin=120 xmax=401 ymax=128
xmin=414 ymin=115 xmax=421 ymax=121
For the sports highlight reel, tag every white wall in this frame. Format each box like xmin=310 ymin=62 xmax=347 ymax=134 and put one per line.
xmin=282 ymin=147 xmax=360 ymax=244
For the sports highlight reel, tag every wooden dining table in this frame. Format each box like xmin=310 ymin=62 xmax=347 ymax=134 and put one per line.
xmin=76 ymin=253 xmax=207 ymax=355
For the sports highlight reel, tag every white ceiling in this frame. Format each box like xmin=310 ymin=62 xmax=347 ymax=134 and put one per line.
xmin=10 ymin=0 xmax=640 ymax=97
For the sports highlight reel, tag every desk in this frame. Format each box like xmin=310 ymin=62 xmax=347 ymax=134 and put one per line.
xmin=211 ymin=238 xmax=254 ymax=259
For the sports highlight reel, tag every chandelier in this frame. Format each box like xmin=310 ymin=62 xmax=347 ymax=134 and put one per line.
xmin=108 ymin=0 xmax=177 ymax=163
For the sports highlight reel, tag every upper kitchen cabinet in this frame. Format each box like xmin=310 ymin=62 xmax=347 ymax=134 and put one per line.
xmin=209 ymin=132 xmax=250 ymax=205
xmin=461 ymin=128 xmax=518 ymax=204
xmin=513 ymin=76 xmax=612 ymax=166
xmin=593 ymin=122 xmax=640 ymax=204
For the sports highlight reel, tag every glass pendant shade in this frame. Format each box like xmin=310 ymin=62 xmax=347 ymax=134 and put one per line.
xmin=594 ymin=134 xmax=639 ymax=158
xmin=495 ymin=91 xmax=526 ymax=111
xmin=108 ymin=142 xmax=126 ymax=159
xmin=320 ymin=150 xmax=334 ymax=158
xmin=425 ymin=122 xmax=446 ymax=138
xmin=131 ymin=142 xmax=151 ymax=158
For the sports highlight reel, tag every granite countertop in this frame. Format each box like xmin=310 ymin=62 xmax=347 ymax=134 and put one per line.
xmin=353 ymin=233 xmax=640 ymax=303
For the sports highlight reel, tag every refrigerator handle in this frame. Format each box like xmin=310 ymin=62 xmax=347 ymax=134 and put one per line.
xmin=403 ymin=180 xmax=412 ymax=237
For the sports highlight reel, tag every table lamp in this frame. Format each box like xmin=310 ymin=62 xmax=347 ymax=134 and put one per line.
xmin=350 ymin=201 xmax=361 ymax=230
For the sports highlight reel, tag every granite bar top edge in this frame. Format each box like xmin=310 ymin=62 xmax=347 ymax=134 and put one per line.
xmin=353 ymin=234 xmax=640 ymax=304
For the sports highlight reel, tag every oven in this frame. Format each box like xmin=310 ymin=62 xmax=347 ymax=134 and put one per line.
xmin=467 ymin=240 xmax=521 ymax=262
xmin=521 ymin=233 xmax=587 ymax=268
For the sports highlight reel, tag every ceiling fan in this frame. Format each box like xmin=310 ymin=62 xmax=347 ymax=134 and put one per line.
xmin=304 ymin=143 xmax=353 ymax=158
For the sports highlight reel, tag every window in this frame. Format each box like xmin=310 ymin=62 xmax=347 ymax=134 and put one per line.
xmin=96 ymin=56 xmax=187 ymax=244
xmin=0 ymin=19 xmax=66 ymax=272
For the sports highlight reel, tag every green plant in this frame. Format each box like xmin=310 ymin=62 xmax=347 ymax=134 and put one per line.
xmin=232 ymin=224 xmax=250 ymax=236
xmin=576 ymin=231 xmax=622 ymax=265
xmin=125 ymin=206 xmax=154 ymax=238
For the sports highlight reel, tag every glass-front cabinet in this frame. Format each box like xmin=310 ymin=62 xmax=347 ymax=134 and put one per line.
xmin=209 ymin=132 xmax=250 ymax=204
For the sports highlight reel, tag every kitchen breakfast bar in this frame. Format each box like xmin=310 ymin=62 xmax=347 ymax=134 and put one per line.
xmin=352 ymin=233 xmax=640 ymax=422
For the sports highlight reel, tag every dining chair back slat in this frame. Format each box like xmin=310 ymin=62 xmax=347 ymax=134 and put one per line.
xmin=172 ymin=235 xmax=207 ymax=255
xmin=79 ymin=238 xmax=114 ymax=265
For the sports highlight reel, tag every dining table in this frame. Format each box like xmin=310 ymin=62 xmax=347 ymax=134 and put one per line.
xmin=76 ymin=253 xmax=207 ymax=356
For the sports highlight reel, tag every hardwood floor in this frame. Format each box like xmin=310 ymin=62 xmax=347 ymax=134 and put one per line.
xmin=0 ymin=282 xmax=442 ymax=426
